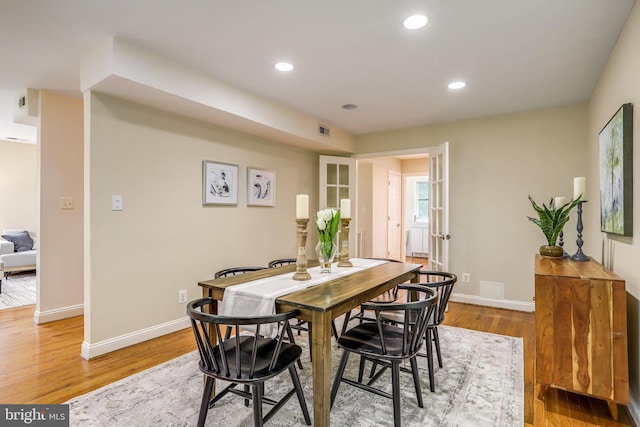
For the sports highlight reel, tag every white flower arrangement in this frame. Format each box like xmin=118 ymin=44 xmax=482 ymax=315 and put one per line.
xmin=316 ymin=208 xmax=341 ymax=260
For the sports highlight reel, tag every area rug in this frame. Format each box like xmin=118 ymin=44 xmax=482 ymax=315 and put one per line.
xmin=66 ymin=325 xmax=523 ymax=426
xmin=0 ymin=273 xmax=36 ymax=310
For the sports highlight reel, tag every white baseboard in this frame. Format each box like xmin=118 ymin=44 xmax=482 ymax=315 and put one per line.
xmin=450 ymin=293 xmax=535 ymax=312
xmin=81 ymin=317 xmax=191 ymax=360
xmin=33 ymin=304 xmax=84 ymax=324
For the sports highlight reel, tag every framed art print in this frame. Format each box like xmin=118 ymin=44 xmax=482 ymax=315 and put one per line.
xmin=599 ymin=103 xmax=633 ymax=236
xmin=247 ymin=167 xmax=275 ymax=206
xmin=203 ymin=160 xmax=239 ymax=205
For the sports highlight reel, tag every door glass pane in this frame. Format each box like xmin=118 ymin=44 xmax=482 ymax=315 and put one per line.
xmin=327 ymin=187 xmax=337 ymax=208
xmin=327 ymin=164 xmax=337 ymax=185
xmin=415 ymin=181 xmax=429 ymax=222
xmin=339 ymin=164 xmax=349 ymax=185
xmin=339 ymin=186 xmax=349 ymax=203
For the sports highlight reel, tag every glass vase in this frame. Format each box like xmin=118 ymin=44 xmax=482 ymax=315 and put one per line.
xmin=315 ymin=232 xmax=339 ymax=273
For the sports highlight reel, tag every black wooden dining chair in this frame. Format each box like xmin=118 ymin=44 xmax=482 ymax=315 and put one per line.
xmin=214 ymin=265 xmax=302 ymax=369
xmin=330 ymin=284 xmax=437 ymax=427
xmin=187 ymin=298 xmax=311 ymax=427
xmin=342 ymin=258 xmax=401 ymax=331
xmin=379 ymin=270 xmax=457 ymax=392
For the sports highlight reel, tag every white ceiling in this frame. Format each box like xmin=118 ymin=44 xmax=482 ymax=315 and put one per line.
xmin=0 ymin=0 xmax=635 ymax=144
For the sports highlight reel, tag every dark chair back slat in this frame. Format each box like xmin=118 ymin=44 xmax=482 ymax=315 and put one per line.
xmin=417 ymin=271 xmax=457 ymax=325
xmin=267 ymin=258 xmax=297 ymax=268
xmin=214 ymin=266 xmax=266 ymax=278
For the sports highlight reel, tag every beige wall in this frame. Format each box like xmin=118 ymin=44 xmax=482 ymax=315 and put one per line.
xmin=0 ymin=140 xmax=37 ymax=233
xmin=588 ymin=1 xmax=640 ymax=418
xmin=401 ymin=157 xmax=429 ymax=175
xmin=84 ymin=93 xmax=318 ymax=349
xmin=38 ymin=90 xmax=84 ymax=319
xmin=355 ymin=104 xmax=589 ymax=305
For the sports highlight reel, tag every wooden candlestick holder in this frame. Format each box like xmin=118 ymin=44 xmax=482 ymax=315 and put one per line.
xmin=293 ymin=218 xmax=312 ymax=280
xmin=338 ymin=218 xmax=353 ymax=267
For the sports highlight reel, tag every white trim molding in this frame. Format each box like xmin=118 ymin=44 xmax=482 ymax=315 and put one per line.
xmin=80 ymin=316 xmax=191 ymax=360
xmin=450 ymin=293 xmax=535 ymax=312
xmin=33 ymin=304 xmax=84 ymax=324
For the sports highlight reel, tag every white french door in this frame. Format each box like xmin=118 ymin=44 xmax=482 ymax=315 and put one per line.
xmin=428 ymin=142 xmax=450 ymax=271
xmin=387 ymin=170 xmax=401 ymax=260
xmin=319 ymin=155 xmax=356 ymax=254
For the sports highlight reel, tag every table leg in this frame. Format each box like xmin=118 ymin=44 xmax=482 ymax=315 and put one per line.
xmin=310 ymin=311 xmax=332 ymax=427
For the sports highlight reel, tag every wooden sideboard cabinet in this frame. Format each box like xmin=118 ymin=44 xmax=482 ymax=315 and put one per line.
xmin=534 ymin=255 xmax=629 ymax=420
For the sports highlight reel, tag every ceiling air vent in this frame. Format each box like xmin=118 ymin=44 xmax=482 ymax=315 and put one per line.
xmin=318 ymin=124 xmax=330 ymax=137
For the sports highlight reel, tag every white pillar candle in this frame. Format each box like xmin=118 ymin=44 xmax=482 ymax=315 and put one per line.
xmin=340 ymin=199 xmax=351 ymax=219
xmin=573 ymin=177 xmax=586 ymax=200
xmin=296 ymin=194 xmax=309 ymax=219
xmin=554 ymin=196 xmax=567 ymax=209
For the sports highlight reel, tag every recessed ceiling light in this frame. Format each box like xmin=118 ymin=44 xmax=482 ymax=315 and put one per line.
xmin=275 ymin=62 xmax=294 ymax=72
xmin=403 ymin=14 xmax=428 ymax=30
xmin=341 ymin=104 xmax=358 ymax=110
xmin=448 ymin=81 xmax=466 ymax=90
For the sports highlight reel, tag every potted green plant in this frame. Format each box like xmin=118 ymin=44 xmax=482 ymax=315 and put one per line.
xmin=527 ymin=195 xmax=581 ymax=258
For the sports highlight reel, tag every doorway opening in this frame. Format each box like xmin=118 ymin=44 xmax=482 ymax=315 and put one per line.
xmin=354 ymin=150 xmax=430 ymax=263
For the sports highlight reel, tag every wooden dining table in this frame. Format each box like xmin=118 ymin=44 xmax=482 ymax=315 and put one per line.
xmin=198 ymin=260 xmax=422 ymax=427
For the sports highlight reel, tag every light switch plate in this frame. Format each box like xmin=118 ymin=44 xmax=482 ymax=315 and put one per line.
xmin=112 ymin=195 xmax=123 ymax=211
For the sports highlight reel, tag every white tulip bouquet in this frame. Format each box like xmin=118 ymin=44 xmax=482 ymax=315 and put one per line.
xmin=316 ymin=208 xmax=341 ymax=261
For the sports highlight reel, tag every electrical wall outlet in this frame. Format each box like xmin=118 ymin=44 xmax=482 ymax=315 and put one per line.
xmin=178 ymin=289 xmax=187 ymax=304
xmin=60 ymin=197 xmax=74 ymax=210
xmin=462 ymin=273 xmax=470 ymax=283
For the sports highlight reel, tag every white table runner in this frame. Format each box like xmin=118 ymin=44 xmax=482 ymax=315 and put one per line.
xmin=219 ymin=258 xmax=388 ymax=335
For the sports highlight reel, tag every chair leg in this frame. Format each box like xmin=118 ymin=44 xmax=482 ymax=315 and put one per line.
xmin=197 ymin=376 xmax=215 ymax=427
xmin=357 ymin=356 xmax=366 ymax=383
xmin=425 ymin=328 xmax=435 ymax=392
xmin=391 ymin=362 xmax=401 ymax=427
xmin=308 ymin=323 xmax=312 ymax=362
xmin=341 ymin=310 xmax=352 ymax=335
xmin=433 ymin=326 xmax=443 ymax=368
xmin=289 ymin=366 xmax=312 ymax=425
xmin=285 ymin=322 xmax=303 ymax=370
xmin=330 ymin=350 xmax=351 ymax=407
xmin=409 ymin=356 xmax=424 ymax=408
xmin=369 ymin=361 xmax=379 ymax=380
xmin=244 ymin=384 xmax=250 ymax=407
xmin=252 ymin=383 xmax=264 ymax=427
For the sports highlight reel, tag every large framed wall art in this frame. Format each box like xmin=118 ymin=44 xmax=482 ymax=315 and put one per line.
xmin=599 ymin=103 xmax=633 ymax=236
xmin=202 ymin=160 xmax=239 ymax=205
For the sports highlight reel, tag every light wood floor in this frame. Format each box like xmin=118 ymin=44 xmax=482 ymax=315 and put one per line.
xmin=0 ymin=287 xmax=635 ymax=425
